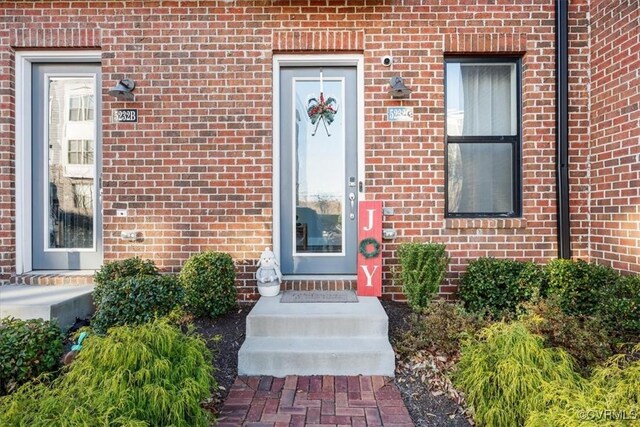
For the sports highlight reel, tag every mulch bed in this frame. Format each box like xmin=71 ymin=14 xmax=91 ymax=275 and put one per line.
xmin=194 ymin=300 xmax=470 ymax=426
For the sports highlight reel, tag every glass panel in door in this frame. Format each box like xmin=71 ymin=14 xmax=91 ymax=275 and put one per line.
xmin=32 ymin=64 xmax=103 ymax=270
xmin=294 ymin=78 xmax=345 ymax=254
xmin=280 ymin=67 xmax=358 ymax=275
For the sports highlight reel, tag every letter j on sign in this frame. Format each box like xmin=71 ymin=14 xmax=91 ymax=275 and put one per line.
xmin=357 ymin=201 xmax=382 ymax=296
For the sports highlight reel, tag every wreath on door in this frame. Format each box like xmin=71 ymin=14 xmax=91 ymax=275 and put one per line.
xmin=307 ymin=69 xmax=338 ymax=137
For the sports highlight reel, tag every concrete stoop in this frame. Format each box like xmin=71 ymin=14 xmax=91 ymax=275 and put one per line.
xmin=238 ymin=294 xmax=396 ymax=377
xmin=0 ymin=284 xmax=95 ymax=330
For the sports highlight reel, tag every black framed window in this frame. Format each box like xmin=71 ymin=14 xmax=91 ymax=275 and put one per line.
xmin=445 ymin=57 xmax=521 ymax=217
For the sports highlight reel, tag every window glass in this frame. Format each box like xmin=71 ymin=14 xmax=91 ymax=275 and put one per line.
xmin=448 ymin=143 xmax=513 ymax=214
xmin=446 ymin=58 xmax=520 ymax=217
xmin=446 ymin=63 xmax=517 ymax=136
xmin=68 ymin=139 xmax=94 ymax=164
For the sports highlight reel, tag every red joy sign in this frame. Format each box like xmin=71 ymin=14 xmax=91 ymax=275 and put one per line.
xmin=357 ymin=201 xmax=382 ymax=297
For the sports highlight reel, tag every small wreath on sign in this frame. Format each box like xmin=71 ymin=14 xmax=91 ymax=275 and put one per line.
xmin=359 ymin=237 xmax=381 ymax=259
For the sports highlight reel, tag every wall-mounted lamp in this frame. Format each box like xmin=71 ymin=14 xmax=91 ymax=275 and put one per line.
xmin=108 ymin=78 xmax=136 ymax=101
xmin=388 ymin=76 xmax=412 ymax=99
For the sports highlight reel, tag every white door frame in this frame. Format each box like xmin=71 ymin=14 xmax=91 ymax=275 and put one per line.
xmin=272 ymin=54 xmax=365 ymax=279
xmin=15 ymin=50 xmax=102 ymax=274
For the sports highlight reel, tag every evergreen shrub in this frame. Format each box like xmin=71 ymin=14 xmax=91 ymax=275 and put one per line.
xmin=0 ymin=317 xmax=63 ymax=395
xmin=397 ymin=242 xmax=449 ymax=311
xmin=93 ymin=256 xmax=159 ymax=305
xmin=180 ymin=251 xmax=237 ymax=318
xmin=601 ymin=274 xmax=640 ymax=338
xmin=545 ymin=259 xmax=618 ymax=316
xmin=522 ymin=298 xmax=614 ymax=374
xmin=459 ymin=258 xmax=546 ymax=317
xmin=92 ymin=275 xmax=183 ymax=334
xmin=454 ymin=321 xmax=578 ymax=427
xmin=0 ymin=320 xmax=216 ymax=427
xmin=527 ymin=344 xmax=640 ymax=427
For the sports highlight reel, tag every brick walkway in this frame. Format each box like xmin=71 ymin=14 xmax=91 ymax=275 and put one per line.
xmin=218 ymin=375 xmax=414 ymax=426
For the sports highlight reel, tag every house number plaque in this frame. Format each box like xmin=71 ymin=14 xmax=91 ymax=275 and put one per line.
xmin=112 ymin=109 xmax=138 ymax=123
xmin=387 ymin=107 xmax=413 ymax=122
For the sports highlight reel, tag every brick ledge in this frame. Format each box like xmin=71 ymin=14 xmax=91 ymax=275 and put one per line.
xmin=445 ymin=218 xmax=528 ymax=229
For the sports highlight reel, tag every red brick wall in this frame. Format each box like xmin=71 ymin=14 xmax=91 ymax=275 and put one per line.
xmin=0 ymin=1 xmax=584 ymax=300
xmin=588 ymin=0 xmax=640 ymax=274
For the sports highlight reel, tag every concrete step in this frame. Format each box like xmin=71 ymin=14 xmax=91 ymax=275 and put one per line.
xmin=238 ymin=336 xmax=395 ymax=377
xmin=0 ymin=285 xmax=95 ymax=330
xmin=238 ymin=294 xmax=396 ymax=377
xmin=246 ymin=295 xmax=388 ymax=338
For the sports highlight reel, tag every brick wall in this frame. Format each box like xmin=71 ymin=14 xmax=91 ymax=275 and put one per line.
xmin=0 ymin=1 xmax=593 ymax=300
xmin=588 ymin=0 xmax=640 ymax=273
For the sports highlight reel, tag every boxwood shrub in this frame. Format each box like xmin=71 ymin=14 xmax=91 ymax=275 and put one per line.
xmin=93 ymin=256 xmax=159 ymax=304
xmin=601 ymin=274 xmax=640 ymax=338
xmin=0 ymin=320 xmax=216 ymax=426
xmin=92 ymin=275 xmax=184 ymax=334
xmin=545 ymin=259 xmax=618 ymax=317
xmin=459 ymin=258 xmax=546 ymax=317
xmin=180 ymin=251 xmax=237 ymax=318
xmin=0 ymin=317 xmax=64 ymax=395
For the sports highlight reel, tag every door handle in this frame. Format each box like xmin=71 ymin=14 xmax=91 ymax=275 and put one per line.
xmin=348 ymin=192 xmax=356 ymax=220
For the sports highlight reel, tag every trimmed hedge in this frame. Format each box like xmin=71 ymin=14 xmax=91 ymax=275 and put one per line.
xmin=92 ymin=275 xmax=184 ymax=334
xmin=600 ymin=274 xmax=640 ymax=338
xmin=180 ymin=251 xmax=237 ymax=318
xmin=545 ymin=259 xmax=618 ymax=317
xmin=459 ymin=258 xmax=546 ymax=317
xmin=93 ymin=257 xmax=159 ymax=304
xmin=0 ymin=320 xmax=216 ymax=426
xmin=0 ymin=318 xmax=64 ymax=395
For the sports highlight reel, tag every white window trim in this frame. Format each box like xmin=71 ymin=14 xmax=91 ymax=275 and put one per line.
xmin=272 ymin=54 xmax=365 ymax=279
xmin=15 ymin=50 xmax=101 ymax=274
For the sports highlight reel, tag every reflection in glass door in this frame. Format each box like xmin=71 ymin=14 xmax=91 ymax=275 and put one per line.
xmin=280 ymin=67 xmax=358 ymax=275
xmin=294 ymin=77 xmax=345 ymax=255
xmin=32 ymin=64 xmax=102 ymax=270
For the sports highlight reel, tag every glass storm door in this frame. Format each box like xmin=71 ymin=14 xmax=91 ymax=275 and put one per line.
xmin=32 ymin=64 xmax=102 ymax=270
xmin=280 ymin=67 xmax=358 ymax=275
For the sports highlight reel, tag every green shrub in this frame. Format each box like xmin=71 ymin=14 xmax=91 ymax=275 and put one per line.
xmin=396 ymin=300 xmax=486 ymax=358
xmin=454 ymin=321 xmax=578 ymax=427
xmin=601 ymin=274 xmax=640 ymax=338
xmin=545 ymin=259 xmax=618 ymax=316
xmin=0 ymin=318 xmax=64 ymax=395
xmin=92 ymin=275 xmax=184 ymax=334
xmin=527 ymin=344 xmax=640 ymax=427
xmin=0 ymin=320 xmax=216 ymax=427
xmin=522 ymin=298 xmax=614 ymax=374
xmin=459 ymin=258 xmax=546 ymax=317
xmin=180 ymin=251 xmax=237 ymax=317
xmin=93 ymin=256 xmax=159 ymax=304
xmin=397 ymin=242 xmax=449 ymax=311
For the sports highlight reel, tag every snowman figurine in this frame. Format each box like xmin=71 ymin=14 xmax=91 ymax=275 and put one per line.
xmin=255 ymin=247 xmax=283 ymax=297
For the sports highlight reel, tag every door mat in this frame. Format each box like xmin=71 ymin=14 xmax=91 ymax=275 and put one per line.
xmin=280 ymin=290 xmax=358 ymax=303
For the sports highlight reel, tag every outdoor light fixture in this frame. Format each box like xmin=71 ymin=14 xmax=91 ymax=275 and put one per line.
xmin=388 ymin=76 xmax=412 ymax=99
xmin=108 ymin=78 xmax=136 ymax=101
